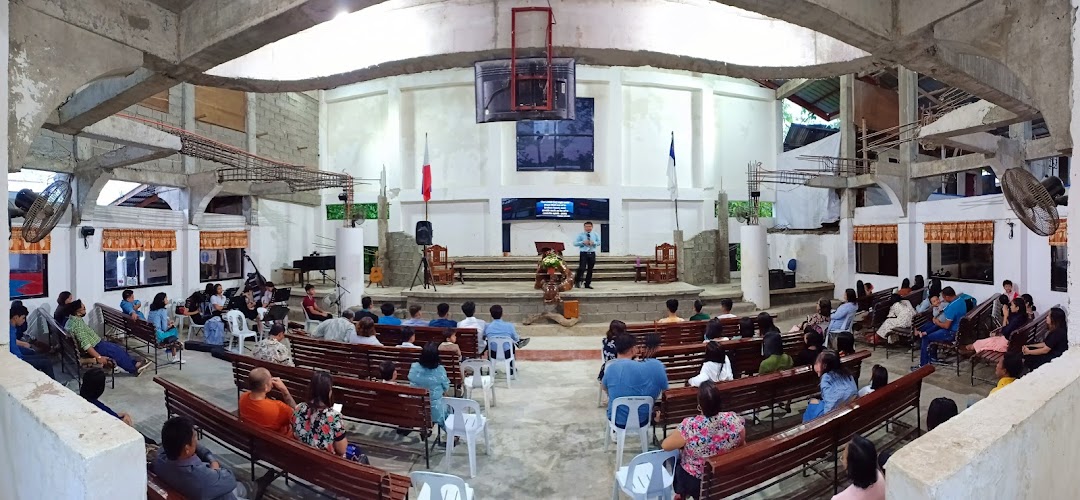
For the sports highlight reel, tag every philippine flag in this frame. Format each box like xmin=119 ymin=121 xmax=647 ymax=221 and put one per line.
xmin=421 ymin=134 xmax=432 ymax=202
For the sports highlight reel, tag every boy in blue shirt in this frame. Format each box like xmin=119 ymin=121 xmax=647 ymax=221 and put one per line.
xmin=429 ymin=302 xmax=458 ymax=328
xmin=915 ymin=287 xmax=973 ymax=367
xmin=378 ymin=303 xmax=402 ymax=325
xmin=120 ymin=289 xmax=145 ymax=320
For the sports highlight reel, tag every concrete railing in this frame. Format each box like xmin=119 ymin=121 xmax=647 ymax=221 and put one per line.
xmin=0 ymin=353 xmax=145 ymax=499
xmin=887 ymin=348 xmax=1080 ymax=498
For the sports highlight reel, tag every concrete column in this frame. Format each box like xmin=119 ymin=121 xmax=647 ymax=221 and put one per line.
xmin=607 ymin=69 xmax=627 ymax=254
xmin=1069 ymin=8 xmax=1080 ymax=346
xmin=740 ymin=225 xmax=770 ymax=309
xmin=377 ymin=194 xmax=389 ymax=271
xmin=839 ymin=75 xmax=856 ymax=159
xmin=836 ymin=74 xmax=857 ymax=298
xmin=898 ymin=66 xmax=918 ymax=202
xmin=181 ymin=83 xmax=196 ymax=174
xmin=716 ymin=192 xmax=730 ymax=283
xmin=335 ymin=227 xmax=365 ymax=311
xmin=246 ymin=93 xmax=258 ymax=154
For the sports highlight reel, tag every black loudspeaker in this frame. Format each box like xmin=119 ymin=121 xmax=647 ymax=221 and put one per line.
xmin=416 ymin=220 xmax=433 ymax=245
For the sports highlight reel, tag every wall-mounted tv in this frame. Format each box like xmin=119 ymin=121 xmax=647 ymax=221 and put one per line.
xmin=502 ymin=198 xmax=609 ymax=221
xmin=515 ymin=97 xmax=595 ymax=172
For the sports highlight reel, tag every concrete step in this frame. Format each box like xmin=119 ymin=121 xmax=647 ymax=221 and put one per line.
xmin=454 ymin=255 xmax=647 ymax=263
xmin=463 ymin=272 xmax=639 ymax=281
xmin=457 ymin=262 xmax=639 ymax=271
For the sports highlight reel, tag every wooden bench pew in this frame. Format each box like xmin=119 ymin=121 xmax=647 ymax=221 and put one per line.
xmin=699 ymin=365 xmax=935 ymax=500
xmin=147 ymin=471 xmax=186 ymax=500
xmin=98 ymin=303 xmax=178 ymax=375
xmin=970 ymin=306 xmax=1053 ymax=386
xmin=375 ymin=324 xmax=481 ymax=359
xmin=154 ymin=377 xmax=410 ymax=500
xmin=626 ymin=316 xmax=777 ymax=347
xmin=225 ymin=353 xmax=435 ymax=467
xmin=288 ymin=333 xmax=464 ymax=390
xmin=47 ymin=313 xmax=115 ymax=389
xmin=928 ymin=294 xmax=998 ymax=376
xmin=656 ymin=351 xmax=871 ymax=435
xmin=652 ymin=332 xmax=807 ymax=385
xmin=855 ymin=287 xmax=895 ymax=313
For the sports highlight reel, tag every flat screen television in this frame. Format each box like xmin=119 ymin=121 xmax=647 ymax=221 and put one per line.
xmin=502 ymin=198 xmax=609 ymax=221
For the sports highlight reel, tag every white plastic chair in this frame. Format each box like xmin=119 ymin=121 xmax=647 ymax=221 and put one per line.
xmin=460 ymin=358 xmax=496 ymax=413
xmin=827 ymin=310 xmax=856 ymax=349
xmin=443 ymin=397 xmax=490 ymax=478
xmin=224 ymin=310 xmax=257 ymax=354
xmin=605 ymin=396 xmax=654 ymax=469
xmin=487 ymin=338 xmax=516 ymax=388
xmin=612 ymin=449 xmax=678 ymax=500
xmin=304 ymin=308 xmax=322 ymax=332
xmin=410 ymin=471 xmax=475 ymax=500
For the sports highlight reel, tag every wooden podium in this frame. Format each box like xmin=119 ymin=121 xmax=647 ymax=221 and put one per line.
xmin=534 ymin=241 xmax=566 ymax=255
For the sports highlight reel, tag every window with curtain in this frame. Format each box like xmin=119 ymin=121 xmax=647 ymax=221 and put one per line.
xmin=10 ymin=254 xmax=48 ymax=299
xmin=201 ymin=249 xmax=244 ymax=282
xmin=104 ymin=251 xmax=172 ymax=291
xmin=927 ymin=243 xmax=993 ymax=284
xmin=856 ymin=243 xmax=899 ymax=276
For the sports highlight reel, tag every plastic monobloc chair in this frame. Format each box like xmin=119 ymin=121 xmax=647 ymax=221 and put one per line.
xmin=224 ymin=310 xmax=257 ymax=354
xmin=460 ymin=358 xmax=496 ymax=412
xmin=612 ymin=449 xmax=678 ymax=500
xmin=443 ymin=397 xmax=490 ymax=478
xmin=605 ymin=396 xmax=654 ymax=469
xmin=410 ymin=471 xmax=475 ymax=500
xmin=487 ymin=338 xmax=516 ymax=388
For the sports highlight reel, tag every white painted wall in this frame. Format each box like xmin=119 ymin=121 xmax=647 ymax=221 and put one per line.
xmin=769 ymin=232 xmax=842 ymax=285
xmin=323 ymin=66 xmax=779 ymax=256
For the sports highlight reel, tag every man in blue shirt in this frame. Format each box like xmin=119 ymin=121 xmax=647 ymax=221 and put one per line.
xmin=120 ymin=289 xmax=145 ymax=320
xmin=9 ymin=305 xmax=55 ymax=379
xmin=602 ymin=333 xmax=668 ymax=428
xmin=429 ymin=302 xmax=458 ymax=328
xmin=354 ymin=296 xmax=379 ymax=322
xmin=378 ymin=303 xmax=402 ymax=325
xmin=401 ymin=305 xmax=427 ymax=326
xmin=153 ymin=416 xmax=245 ymax=500
xmin=915 ymin=287 xmax=973 ymax=367
xmin=573 ymin=221 xmax=600 ymax=289
xmin=485 ymin=305 xmax=530 ymax=373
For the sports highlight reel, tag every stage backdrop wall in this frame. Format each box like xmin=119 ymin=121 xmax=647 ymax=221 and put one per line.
xmin=322 ymin=65 xmax=780 ymax=256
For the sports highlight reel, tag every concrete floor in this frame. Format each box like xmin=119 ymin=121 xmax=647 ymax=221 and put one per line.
xmin=73 ymin=334 xmax=994 ymax=499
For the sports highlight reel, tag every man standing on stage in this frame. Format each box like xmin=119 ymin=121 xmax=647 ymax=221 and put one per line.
xmin=574 ymin=221 xmax=599 ymax=289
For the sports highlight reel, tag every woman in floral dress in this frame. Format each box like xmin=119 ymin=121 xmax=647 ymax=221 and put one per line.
xmin=661 ymin=380 xmax=746 ymax=498
xmin=292 ymin=371 xmax=350 ymax=457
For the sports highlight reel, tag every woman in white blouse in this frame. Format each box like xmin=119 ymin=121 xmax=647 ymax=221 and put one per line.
xmin=689 ymin=341 xmax=733 ymax=386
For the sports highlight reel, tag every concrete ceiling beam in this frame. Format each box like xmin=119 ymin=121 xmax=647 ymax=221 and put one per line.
xmin=918 ymin=100 xmax=1031 ymax=140
xmin=71 ymin=116 xmax=182 ymax=152
xmin=911 ymin=153 xmax=992 ymax=179
xmin=775 ymin=78 xmax=815 ymax=100
xmin=48 ymin=69 xmax=180 ymax=135
xmin=73 ymin=146 xmax=174 ymax=174
xmin=928 ymin=132 xmax=1003 ymax=155
xmin=711 ymin=0 xmax=892 ymax=50
xmin=17 ymin=0 xmax=179 ymax=61
xmin=112 ymin=167 xmax=188 ymax=188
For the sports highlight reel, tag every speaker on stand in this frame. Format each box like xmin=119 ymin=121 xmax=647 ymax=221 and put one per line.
xmin=411 ymin=221 xmax=436 ymax=290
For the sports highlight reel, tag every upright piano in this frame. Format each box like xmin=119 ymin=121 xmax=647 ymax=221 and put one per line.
xmin=292 ymin=255 xmax=336 ymax=285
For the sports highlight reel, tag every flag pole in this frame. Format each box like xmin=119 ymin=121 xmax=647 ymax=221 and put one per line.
xmin=672 ymin=131 xmax=681 ymax=231
xmin=424 ymin=132 xmax=429 ymax=220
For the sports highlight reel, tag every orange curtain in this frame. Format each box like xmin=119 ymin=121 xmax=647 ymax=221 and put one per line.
xmin=924 ymin=221 xmax=994 ymax=244
xmin=200 ymin=231 xmax=248 ymax=250
xmin=101 ymin=229 xmax=177 ymax=252
xmin=853 ymin=225 xmax=898 ymax=244
xmin=1050 ymin=219 xmax=1068 ymax=246
xmin=9 ymin=227 xmax=51 ymax=254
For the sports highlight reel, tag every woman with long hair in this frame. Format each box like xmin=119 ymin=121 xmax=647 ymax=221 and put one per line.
xmin=964 ymin=296 xmax=1028 ymax=354
xmin=689 ymin=341 xmax=733 ymax=386
xmin=791 ymin=298 xmax=832 ymax=334
xmin=833 ymin=434 xmax=886 ymax=499
xmin=662 ymin=381 xmax=745 ymax=498
xmin=409 ymin=342 xmax=452 ymax=429
xmin=802 ymin=350 xmax=857 ymax=423
xmin=1023 ymin=307 xmax=1068 ymax=371
xmin=292 ymin=371 xmax=350 ymax=456
xmin=147 ymin=292 xmax=185 ymax=364
xmin=598 ymin=319 xmax=626 ymax=380
xmin=758 ymin=331 xmax=793 ymax=375
xmin=54 ymin=291 xmax=73 ymax=325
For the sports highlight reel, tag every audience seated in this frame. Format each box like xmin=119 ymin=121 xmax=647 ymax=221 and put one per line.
xmin=864 ymin=282 xmax=875 ymax=296
xmin=912 ymin=274 xmax=925 ymax=292
xmin=858 ymin=365 xmax=888 ymax=397
xmin=486 ymin=305 xmax=529 ymax=369
xmin=658 ymin=298 xmax=685 ymax=323
xmin=1023 ymin=307 xmax=1068 ymax=371
xmin=354 ymin=296 xmax=379 ymax=322
xmin=81 ymin=368 xmax=133 ymax=425
xmin=351 ymin=317 xmax=383 ymax=346
xmin=429 ymin=303 xmax=458 ymax=328
xmin=926 ymin=397 xmax=959 ymax=431
xmin=875 ymin=294 xmax=915 ymax=344
xmin=409 ymin=342 xmax=452 ymax=431
xmin=836 ymin=332 xmax=857 ymax=357
xmin=147 ymin=292 xmax=185 ymax=365
xmin=963 ymin=297 xmax=1028 ymax=354
xmin=1002 ymin=279 xmax=1019 ymax=300
xmin=990 ymin=294 xmax=1010 ymax=328
xmin=790 ymin=298 xmax=831 ymax=334
xmin=689 ymin=299 xmax=710 ymax=321
xmin=856 ymin=280 xmax=865 ymax=299
xmin=829 ymin=289 xmax=858 ymax=335
xmin=439 ymin=328 xmax=462 ymax=360
xmin=239 ymin=366 xmax=297 ymax=436
xmin=67 ymin=300 xmax=149 ymax=375
xmin=402 ymin=305 xmax=427 ymax=326
xmin=703 ymin=317 xmax=726 ymax=342
xmin=9 ymin=304 xmax=55 ymax=379
xmin=399 ymin=327 xmax=419 ymax=348
xmin=990 ymin=352 xmax=1023 ymax=395
xmin=757 ymin=312 xmax=780 ymax=337
xmin=832 ymin=434 xmax=886 ymax=500
xmin=688 ymin=341 xmax=733 ymax=386
xmin=601 ymin=333 xmax=668 ymax=429
xmin=794 ymin=328 xmax=825 ymax=367
xmin=758 ymin=332 xmax=793 ymax=375
xmin=716 ymin=298 xmax=737 ymax=320
xmin=736 ymin=317 xmax=754 ymax=339
xmin=252 ymin=325 xmax=295 ymax=367
xmin=153 ymin=416 xmax=247 ymax=500
xmin=458 ymin=301 xmax=487 ymax=343
xmin=802 ymin=350 xmax=857 ymax=423
xmin=661 ymin=380 xmax=745 ymax=498
xmin=914 ymin=287 xmax=973 ymax=368
xmin=120 ymin=289 xmax=146 ymax=321
xmin=317 ymin=317 xmax=359 ymax=343
xmin=378 ymin=303 xmax=402 ymax=325
xmin=292 ymin=371 xmax=351 ymax=457
xmin=598 ymin=320 xmax=625 ymax=380
xmin=897 ymin=278 xmax=912 ymax=298
xmin=1022 ymin=294 xmax=1036 ymax=319
xmin=302 ymin=284 xmax=332 ymax=321
xmin=378 ymin=360 xmax=398 ymax=382
xmin=54 ymin=290 xmax=73 ymax=327
xmin=209 ymin=284 xmax=227 ymax=313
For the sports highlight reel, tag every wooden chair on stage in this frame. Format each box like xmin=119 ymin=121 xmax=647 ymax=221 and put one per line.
xmin=426 ymin=245 xmax=458 ymax=285
xmin=647 ymin=243 xmax=677 ymax=283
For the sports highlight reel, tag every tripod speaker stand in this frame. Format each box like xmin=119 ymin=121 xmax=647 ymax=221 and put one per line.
xmin=410 ymin=245 xmax=437 ymax=291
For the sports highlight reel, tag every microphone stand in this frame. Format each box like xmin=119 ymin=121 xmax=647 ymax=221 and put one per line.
xmin=318 ymin=269 xmax=351 ymax=316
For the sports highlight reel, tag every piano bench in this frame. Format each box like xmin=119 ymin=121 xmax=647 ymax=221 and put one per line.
xmin=280 ymin=267 xmax=302 ymax=284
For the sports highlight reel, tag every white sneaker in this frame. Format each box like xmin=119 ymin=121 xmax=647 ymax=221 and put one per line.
xmin=610 ymin=429 xmax=617 ymax=443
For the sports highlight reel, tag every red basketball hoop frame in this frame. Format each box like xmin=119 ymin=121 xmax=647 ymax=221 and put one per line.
xmin=510 ymin=7 xmax=554 ymax=112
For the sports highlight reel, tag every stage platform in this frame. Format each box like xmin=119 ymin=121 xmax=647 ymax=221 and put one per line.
xmin=332 ymin=280 xmax=837 ymax=324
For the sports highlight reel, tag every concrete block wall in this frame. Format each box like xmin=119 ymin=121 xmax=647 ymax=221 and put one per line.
xmin=681 ymin=229 xmax=719 ymax=285
xmin=256 ymin=92 xmax=319 ymax=167
xmin=385 ymin=231 xmax=422 ymax=287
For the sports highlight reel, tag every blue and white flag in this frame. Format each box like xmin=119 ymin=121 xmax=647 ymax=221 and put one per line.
xmin=666 ymin=133 xmax=678 ymax=201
